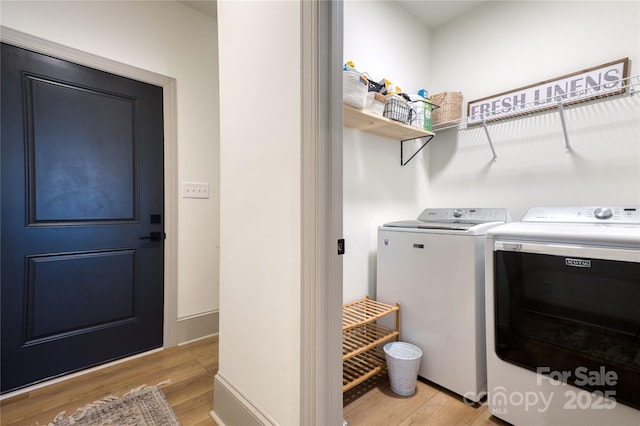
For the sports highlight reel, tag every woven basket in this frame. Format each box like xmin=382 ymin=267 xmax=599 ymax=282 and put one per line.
xmin=431 ymin=92 xmax=463 ymax=125
xmin=343 ymin=71 xmax=368 ymax=109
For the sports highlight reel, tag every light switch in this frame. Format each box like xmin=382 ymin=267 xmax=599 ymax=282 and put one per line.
xmin=182 ymin=182 xmax=209 ymax=199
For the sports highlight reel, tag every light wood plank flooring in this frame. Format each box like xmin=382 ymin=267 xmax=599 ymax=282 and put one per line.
xmin=0 ymin=336 xmax=218 ymax=426
xmin=2 ymin=336 xmax=510 ymax=425
xmin=344 ymin=373 xmax=511 ymax=426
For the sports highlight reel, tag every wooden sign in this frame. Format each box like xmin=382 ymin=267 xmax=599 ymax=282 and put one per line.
xmin=467 ymin=58 xmax=629 ymax=124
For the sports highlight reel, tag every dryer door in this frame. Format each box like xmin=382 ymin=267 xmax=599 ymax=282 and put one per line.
xmin=493 ymin=241 xmax=640 ymax=410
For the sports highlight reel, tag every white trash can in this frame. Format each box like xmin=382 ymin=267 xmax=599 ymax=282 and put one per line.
xmin=383 ymin=341 xmax=422 ymax=396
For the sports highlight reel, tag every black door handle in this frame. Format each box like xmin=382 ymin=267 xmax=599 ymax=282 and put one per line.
xmin=140 ymin=232 xmax=165 ymax=241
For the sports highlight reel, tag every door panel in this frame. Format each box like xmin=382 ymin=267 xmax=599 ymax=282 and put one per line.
xmin=1 ymin=43 xmax=164 ymax=393
xmin=26 ymin=250 xmax=138 ymax=343
xmin=26 ymin=73 xmax=137 ymax=222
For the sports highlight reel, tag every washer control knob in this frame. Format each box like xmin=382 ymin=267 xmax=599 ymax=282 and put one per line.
xmin=594 ymin=207 xmax=613 ymax=220
xmin=453 ymin=209 xmax=463 ymax=218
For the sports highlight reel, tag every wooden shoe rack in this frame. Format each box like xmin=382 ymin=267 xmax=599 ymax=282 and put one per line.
xmin=342 ymin=296 xmax=400 ymax=392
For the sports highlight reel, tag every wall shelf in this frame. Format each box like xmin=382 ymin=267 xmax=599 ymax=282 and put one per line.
xmin=342 ymin=296 xmax=400 ymax=392
xmin=343 ymin=104 xmax=435 ymax=166
xmin=344 ymin=104 xmax=434 ymax=140
xmin=431 ymin=73 xmax=640 ymax=161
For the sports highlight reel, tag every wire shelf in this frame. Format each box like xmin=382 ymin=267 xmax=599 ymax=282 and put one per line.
xmin=434 ymin=73 xmax=640 ymax=133
xmin=431 ymin=73 xmax=640 ymax=161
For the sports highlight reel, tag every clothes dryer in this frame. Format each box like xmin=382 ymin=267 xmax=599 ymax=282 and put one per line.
xmin=485 ymin=206 xmax=640 ymax=425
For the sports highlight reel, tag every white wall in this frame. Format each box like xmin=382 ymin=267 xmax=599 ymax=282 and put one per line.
xmin=216 ymin=1 xmax=301 ymax=424
xmin=428 ymin=0 xmax=640 ymax=220
xmin=343 ymin=0 xmax=640 ymax=303
xmin=0 ymin=1 xmax=220 ymax=320
xmin=343 ymin=0 xmax=431 ymax=303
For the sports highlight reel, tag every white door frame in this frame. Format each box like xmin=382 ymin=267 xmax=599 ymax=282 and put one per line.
xmin=0 ymin=26 xmax=179 ymax=348
xmin=300 ymin=1 xmax=344 ymax=424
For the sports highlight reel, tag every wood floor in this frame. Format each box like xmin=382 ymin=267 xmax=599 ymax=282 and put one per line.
xmin=344 ymin=373 xmax=511 ymax=426
xmin=0 ymin=336 xmax=218 ymax=426
xmin=2 ymin=336 xmax=509 ymax=425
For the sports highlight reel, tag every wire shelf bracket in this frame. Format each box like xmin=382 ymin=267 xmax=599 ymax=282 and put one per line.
xmin=481 ymin=116 xmax=498 ymax=161
xmin=400 ymin=135 xmax=435 ymax=166
xmin=557 ymin=98 xmax=572 ymax=153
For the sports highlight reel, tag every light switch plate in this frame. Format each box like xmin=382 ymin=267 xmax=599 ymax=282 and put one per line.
xmin=182 ymin=182 xmax=209 ymax=199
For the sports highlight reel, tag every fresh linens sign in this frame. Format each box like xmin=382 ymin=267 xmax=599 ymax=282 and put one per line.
xmin=467 ymin=58 xmax=629 ymax=124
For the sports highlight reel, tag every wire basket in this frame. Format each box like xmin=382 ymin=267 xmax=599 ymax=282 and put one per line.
xmin=384 ymin=95 xmax=414 ymax=124
xmin=409 ymin=99 xmax=438 ymax=131
xmin=431 ymin=92 xmax=463 ymax=126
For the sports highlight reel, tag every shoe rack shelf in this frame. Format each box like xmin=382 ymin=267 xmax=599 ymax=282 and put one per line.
xmin=342 ymin=296 xmax=400 ymax=392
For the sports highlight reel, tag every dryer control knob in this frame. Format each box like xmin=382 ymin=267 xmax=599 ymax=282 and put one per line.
xmin=594 ymin=207 xmax=613 ymax=220
xmin=453 ymin=209 xmax=463 ymax=218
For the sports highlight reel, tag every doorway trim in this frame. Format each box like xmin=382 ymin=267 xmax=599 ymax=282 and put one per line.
xmin=300 ymin=1 xmax=343 ymax=424
xmin=0 ymin=26 xmax=179 ymax=348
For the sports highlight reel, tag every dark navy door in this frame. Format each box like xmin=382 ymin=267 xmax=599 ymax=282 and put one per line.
xmin=1 ymin=43 xmax=165 ymax=393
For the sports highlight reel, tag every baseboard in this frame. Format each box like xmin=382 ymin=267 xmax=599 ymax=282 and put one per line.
xmin=209 ymin=409 xmax=226 ymax=426
xmin=176 ymin=310 xmax=219 ymax=344
xmin=211 ymin=373 xmax=277 ymax=426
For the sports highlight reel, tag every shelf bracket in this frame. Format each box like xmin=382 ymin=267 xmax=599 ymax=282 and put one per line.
xmin=557 ymin=98 xmax=572 ymax=153
xmin=481 ymin=116 xmax=498 ymax=161
xmin=400 ymin=135 xmax=434 ymax=166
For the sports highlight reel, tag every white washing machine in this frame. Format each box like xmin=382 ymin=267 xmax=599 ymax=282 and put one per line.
xmin=376 ymin=208 xmax=511 ymax=402
xmin=485 ymin=206 xmax=640 ymax=425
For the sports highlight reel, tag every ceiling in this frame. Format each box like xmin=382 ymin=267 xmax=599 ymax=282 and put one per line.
xmin=395 ymin=0 xmax=488 ymax=29
xmin=179 ymin=0 xmax=217 ymax=19
xmin=178 ymin=1 xmax=488 ymax=29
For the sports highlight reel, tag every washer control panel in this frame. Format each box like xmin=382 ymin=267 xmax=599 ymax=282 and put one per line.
xmin=522 ymin=206 xmax=640 ymax=224
xmin=417 ymin=208 xmax=511 ymax=224
xmin=593 ymin=207 xmax=613 ymax=220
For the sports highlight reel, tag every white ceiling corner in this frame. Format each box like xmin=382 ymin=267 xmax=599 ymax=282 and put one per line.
xmin=394 ymin=0 xmax=489 ymax=29
xmin=179 ymin=0 xmax=217 ymax=19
